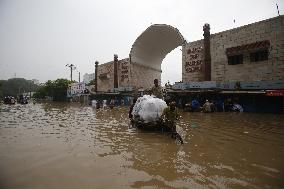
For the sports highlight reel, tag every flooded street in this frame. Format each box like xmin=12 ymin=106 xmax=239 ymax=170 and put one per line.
xmin=0 ymin=103 xmax=283 ymax=189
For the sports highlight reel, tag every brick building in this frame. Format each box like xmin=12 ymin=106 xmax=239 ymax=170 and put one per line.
xmin=183 ymin=15 xmax=284 ymax=83
xmin=90 ymin=16 xmax=284 ymax=103
xmin=91 ymin=24 xmax=185 ymax=93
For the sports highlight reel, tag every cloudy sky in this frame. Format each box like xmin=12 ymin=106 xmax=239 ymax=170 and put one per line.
xmin=0 ymin=0 xmax=282 ymax=84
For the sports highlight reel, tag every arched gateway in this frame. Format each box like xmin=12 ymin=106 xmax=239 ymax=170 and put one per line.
xmin=129 ymin=24 xmax=186 ymax=89
xmin=94 ymin=24 xmax=186 ymax=92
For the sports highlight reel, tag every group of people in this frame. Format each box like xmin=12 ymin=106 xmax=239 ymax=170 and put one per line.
xmin=91 ymin=98 xmax=127 ymax=109
xmin=4 ymin=96 xmax=16 ymax=104
xmin=184 ymin=98 xmax=243 ymax=113
xmin=3 ymin=95 xmax=28 ymax=105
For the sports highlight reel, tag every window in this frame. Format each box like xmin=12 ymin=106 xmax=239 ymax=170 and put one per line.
xmin=250 ymin=50 xmax=268 ymax=62
xmin=228 ymin=54 xmax=243 ymax=65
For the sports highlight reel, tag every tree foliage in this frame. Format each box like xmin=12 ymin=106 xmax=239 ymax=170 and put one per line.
xmin=0 ymin=81 xmax=3 ymax=99
xmin=0 ymin=78 xmax=39 ymax=98
xmin=33 ymin=79 xmax=72 ymax=101
xmin=86 ymin=79 xmax=96 ymax=86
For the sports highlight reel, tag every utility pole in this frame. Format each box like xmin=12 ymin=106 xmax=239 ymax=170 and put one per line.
xmin=95 ymin=61 xmax=99 ymax=92
xmin=30 ymin=81 xmax=32 ymax=98
xmin=79 ymin=72 xmax=81 ymax=83
xmin=66 ymin=64 xmax=76 ymax=81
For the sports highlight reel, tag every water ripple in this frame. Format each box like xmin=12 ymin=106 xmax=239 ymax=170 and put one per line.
xmin=0 ymin=103 xmax=283 ymax=188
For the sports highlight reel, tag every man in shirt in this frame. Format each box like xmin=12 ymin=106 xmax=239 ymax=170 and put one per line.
xmin=203 ymin=99 xmax=211 ymax=113
xmin=150 ymin=79 xmax=163 ymax=99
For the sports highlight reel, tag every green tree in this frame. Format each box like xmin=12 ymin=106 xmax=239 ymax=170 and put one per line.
xmin=0 ymin=80 xmax=3 ymax=100
xmin=0 ymin=78 xmax=39 ymax=98
xmin=53 ymin=79 xmax=72 ymax=101
xmin=86 ymin=79 xmax=96 ymax=86
xmin=33 ymin=78 xmax=72 ymax=101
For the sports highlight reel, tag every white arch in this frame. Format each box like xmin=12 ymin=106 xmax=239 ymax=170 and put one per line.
xmin=130 ymin=24 xmax=186 ymax=71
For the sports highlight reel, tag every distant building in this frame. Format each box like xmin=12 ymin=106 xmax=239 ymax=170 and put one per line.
xmin=182 ymin=16 xmax=284 ymax=83
xmin=32 ymin=79 xmax=40 ymax=85
xmin=83 ymin=73 xmax=95 ymax=84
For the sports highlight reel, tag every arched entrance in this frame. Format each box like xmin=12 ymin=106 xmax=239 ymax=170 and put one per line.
xmin=130 ymin=24 xmax=186 ymax=89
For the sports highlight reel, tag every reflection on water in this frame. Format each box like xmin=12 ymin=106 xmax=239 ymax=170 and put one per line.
xmin=0 ymin=102 xmax=283 ymax=189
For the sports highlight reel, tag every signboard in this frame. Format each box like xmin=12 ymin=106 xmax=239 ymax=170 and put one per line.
xmin=266 ymin=90 xmax=284 ymax=96
xmin=67 ymin=82 xmax=86 ymax=98
xmin=185 ymin=47 xmax=203 ymax=73
xmin=120 ymin=60 xmax=130 ymax=83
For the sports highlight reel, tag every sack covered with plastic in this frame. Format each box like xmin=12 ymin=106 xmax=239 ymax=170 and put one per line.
xmin=131 ymin=95 xmax=167 ymax=123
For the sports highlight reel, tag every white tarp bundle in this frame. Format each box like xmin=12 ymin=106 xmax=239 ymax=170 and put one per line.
xmin=132 ymin=95 xmax=167 ymax=123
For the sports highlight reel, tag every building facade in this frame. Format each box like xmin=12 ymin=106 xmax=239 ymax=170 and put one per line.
xmin=88 ymin=16 xmax=284 ymax=93
xmin=183 ymin=16 xmax=284 ymax=82
xmin=90 ymin=57 xmax=161 ymax=92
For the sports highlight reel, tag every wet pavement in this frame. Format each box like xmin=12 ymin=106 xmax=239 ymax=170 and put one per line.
xmin=0 ymin=102 xmax=283 ymax=189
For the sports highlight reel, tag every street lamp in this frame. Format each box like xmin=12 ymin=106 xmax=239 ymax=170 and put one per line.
xmin=66 ymin=64 xmax=76 ymax=81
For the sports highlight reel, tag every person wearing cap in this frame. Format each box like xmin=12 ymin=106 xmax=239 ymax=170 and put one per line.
xmin=203 ymin=99 xmax=211 ymax=113
xmin=150 ymin=79 xmax=163 ymax=99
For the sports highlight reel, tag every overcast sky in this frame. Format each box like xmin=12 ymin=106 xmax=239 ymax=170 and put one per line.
xmin=0 ymin=0 xmax=282 ymax=85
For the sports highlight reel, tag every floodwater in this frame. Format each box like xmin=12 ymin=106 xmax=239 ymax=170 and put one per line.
xmin=0 ymin=103 xmax=283 ymax=189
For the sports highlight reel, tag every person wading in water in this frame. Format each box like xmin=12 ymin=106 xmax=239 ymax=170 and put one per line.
xmin=161 ymin=101 xmax=183 ymax=144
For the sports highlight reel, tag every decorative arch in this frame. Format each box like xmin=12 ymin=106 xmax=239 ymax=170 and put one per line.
xmin=130 ymin=24 xmax=186 ymax=71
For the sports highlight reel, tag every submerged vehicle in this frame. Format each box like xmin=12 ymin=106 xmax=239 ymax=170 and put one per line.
xmin=130 ymin=95 xmax=183 ymax=143
xmin=130 ymin=116 xmax=183 ymax=144
xmin=18 ymin=95 xmax=28 ymax=104
xmin=131 ymin=116 xmax=165 ymax=131
xmin=4 ymin=96 xmax=16 ymax=105
xmin=130 ymin=95 xmax=166 ymax=129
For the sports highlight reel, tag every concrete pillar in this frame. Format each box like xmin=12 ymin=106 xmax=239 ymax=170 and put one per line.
xmin=114 ymin=54 xmax=118 ymax=88
xmin=95 ymin=61 xmax=99 ymax=92
xmin=203 ymin=23 xmax=211 ymax=81
xmin=282 ymin=96 xmax=284 ymax=113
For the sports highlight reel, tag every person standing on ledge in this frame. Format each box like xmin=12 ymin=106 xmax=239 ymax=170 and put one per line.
xmin=150 ymin=79 xmax=163 ymax=99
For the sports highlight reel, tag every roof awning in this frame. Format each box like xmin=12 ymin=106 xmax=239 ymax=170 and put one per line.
xmin=226 ymin=40 xmax=270 ymax=56
xmin=220 ymin=90 xmax=266 ymax=94
xmin=266 ymin=90 xmax=284 ymax=96
xmin=168 ymin=89 xmax=218 ymax=93
xmin=168 ymin=90 xmax=266 ymax=94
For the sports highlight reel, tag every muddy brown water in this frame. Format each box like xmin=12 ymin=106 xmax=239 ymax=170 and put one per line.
xmin=0 ymin=102 xmax=283 ymax=189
